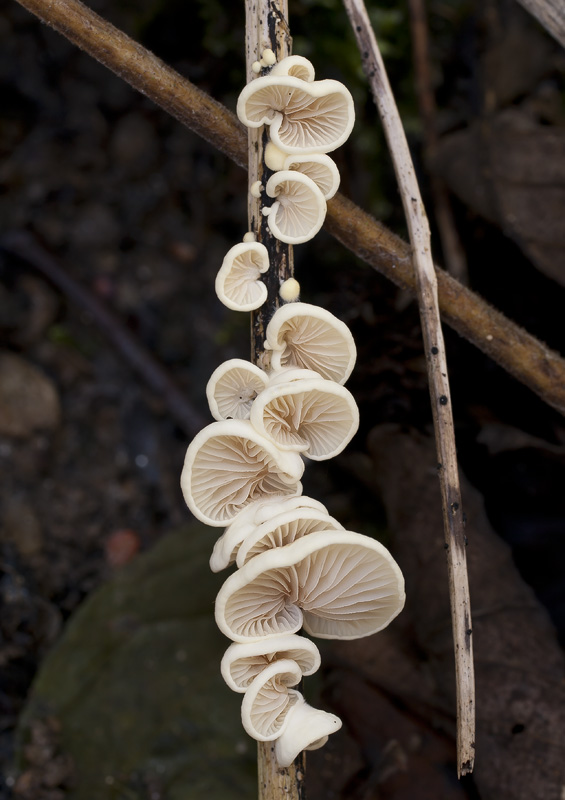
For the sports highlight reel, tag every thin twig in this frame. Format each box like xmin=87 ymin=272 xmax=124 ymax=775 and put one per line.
xmin=342 ymin=0 xmax=475 ymax=775
xmin=243 ymin=2 xmax=305 ymax=797
xmin=408 ymin=0 xmax=468 ymax=284
xmin=515 ymin=0 xmax=565 ymax=49
xmin=1 ymin=232 xmax=206 ymax=437
xmin=10 ymin=0 xmax=565 ymax=419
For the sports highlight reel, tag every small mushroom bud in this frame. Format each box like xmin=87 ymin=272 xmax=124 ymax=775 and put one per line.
xmin=279 ymin=278 xmax=300 ymax=302
xmin=250 ymin=180 xmax=263 ymax=198
xmin=261 ymin=48 xmax=277 ymax=67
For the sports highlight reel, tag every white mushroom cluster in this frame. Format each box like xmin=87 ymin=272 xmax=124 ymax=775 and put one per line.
xmin=214 ymin=55 xmax=355 ymax=317
xmin=180 ymin=50 xmax=405 ymax=769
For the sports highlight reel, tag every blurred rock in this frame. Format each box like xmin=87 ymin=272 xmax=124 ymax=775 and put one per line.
xmin=17 ymin=524 xmax=257 ymax=800
xmin=0 ymin=352 xmax=60 ymax=438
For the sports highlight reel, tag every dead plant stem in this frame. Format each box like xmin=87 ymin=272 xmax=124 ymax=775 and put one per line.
xmin=244 ymin=2 xmax=304 ymax=797
xmin=342 ymin=0 xmax=475 ymax=776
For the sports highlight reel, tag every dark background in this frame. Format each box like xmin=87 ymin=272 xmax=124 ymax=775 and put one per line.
xmin=1 ymin=0 xmax=564 ymax=797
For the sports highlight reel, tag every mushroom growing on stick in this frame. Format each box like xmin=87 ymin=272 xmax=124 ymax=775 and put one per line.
xmin=215 ymin=530 xmax=405 ymax=641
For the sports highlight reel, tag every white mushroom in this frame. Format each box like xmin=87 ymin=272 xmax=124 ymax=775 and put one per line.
xmin=262 ymin=171 xmax=326 ymax=244
xmin=265 ymin=303 xmax=356 ymax=384
xmin=265 ymin=143 xmax=340 ymax=200
xmin=239 ymin=658 xmax=302 ymax=741
xmin=274 ymin=699 xmax=342 ymax=767
xmin=215 ymin=242 xmax=269 ymax=312
xmin=180 ymin=420 xmax=304 ymax=527
xmin=269 ymin=55 xmax=315 ymax=82
xmin=221 ymin=634 xmax=321 ymax=692
xmin=235 ymin=506 xmax=344 ymax=567
xmin=238 ymin=658 xmax=342 ymax=763
xmin=237 ymin=76 xmax=355 ymax=154
xmin=209 ymin=495 xmax=328 ymax=572
xmin=206 ymin=359 xmax=268 ymax=421
xmin=249 ymin=378 xmax=359 ymax=459
xmin=279 ymin=277 xmax=300 ymax=303
xmin=215 ymin=530 xmax=405 ymax=641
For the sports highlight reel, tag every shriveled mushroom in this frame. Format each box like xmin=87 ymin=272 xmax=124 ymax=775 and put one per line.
xmin=264 ymin=143 xmax=340 ymax=200
xmin=206 ymin=359 xmax=268 ymax=421
xmin=215 ymin=241 xmax=269 ymax=311
xmin=221 ymin=634 xmax=321 ymax=692
xmin=237 ymin=75 xmax=355 ymax=154
xmin=265 ymin=303 xmax=356 ymax=384
xmin=215 ymin=530 xmax=405 ymax=641
xmin=180 ymin=420 xmax=304 ymax=527
xmin=262 ymin=171 xmax=326 ymax=244
xmin=274 ymin=699 xmax=342 ymax=768
xmin=269 ymin=55 xmax=315 ymax=82
xmin=209 ymin=495 xmax=328 ymax=572
xmin=235 ymin=506 xmax=344 ymax=567
xmin=249 ymin=377 xmax=359 ymax=459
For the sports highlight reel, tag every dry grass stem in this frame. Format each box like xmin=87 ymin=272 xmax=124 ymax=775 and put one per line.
xmin=516 ymin=0 xmax=565 ymax=48
xmin=342 ymin=0 xmax=475 ymax=775
xmin=244 ymin=1 xmax=304 ymax=796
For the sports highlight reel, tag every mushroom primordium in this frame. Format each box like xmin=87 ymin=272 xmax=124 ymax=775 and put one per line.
xmin=265 ymin=302 xmax=357 ymax=384
xmin=215 ymin=241 xmax=270 ymax=312
xmin=179 ymin=49 xmax=405 ymax=771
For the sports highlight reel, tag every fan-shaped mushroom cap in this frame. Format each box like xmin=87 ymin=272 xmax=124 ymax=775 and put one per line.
xmin=209 ymin=495 xmax=328 ymax=572
xmin=264 ymin=144 xmax=340 ymax=200
xmin=262 ymin=171 xmax=326 ymax=245
xmin=268 ymin=367 xmax=322 ymax=387
xmin=206 ymin=359 xmax=268 ymax=421
xmin=181 ymin=420 xmax=304 ymax=527
xmin=215 ymin=242 xmax=269 ymax=312
xmin=274 ymin=700 xmax=342 ymax=767
xmin=215 ymin=530 xmax=405 ymax=641
xmin=240 ymin=659 xmax=302 ymax=741
xmin=235 ymin=506 xmax=344 ymax=567
xmin=237 ymin=76 xmax=354 ymax=154
xmin=221 ymin=634 xmax=321 ymax=692
xmin=249 ymin=378 xmax=359 ymax=459
xmin=269 ymin=55 xmax=315 ymax=82
xmin=265 ymin=303 xmax=356 ymax=384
